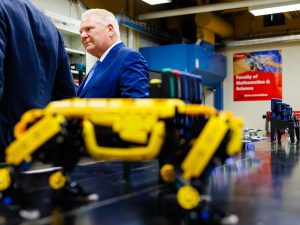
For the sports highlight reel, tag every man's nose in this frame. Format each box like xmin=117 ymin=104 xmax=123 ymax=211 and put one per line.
xmin=80 ymin=31 xmax=88 ymax=38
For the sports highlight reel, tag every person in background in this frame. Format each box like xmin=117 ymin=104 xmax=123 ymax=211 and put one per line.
xmin=77 ymin=8 xmax=149 ymax=98
xmin=0 ymin=0 xmax=76 ymax=160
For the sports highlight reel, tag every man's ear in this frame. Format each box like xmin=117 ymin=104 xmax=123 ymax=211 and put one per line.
xmin=107 ymin=24 xmax=114 ymax=36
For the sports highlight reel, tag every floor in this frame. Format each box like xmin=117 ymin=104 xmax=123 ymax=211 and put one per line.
xmin=1 ymin=136 xmax=300 ymax=225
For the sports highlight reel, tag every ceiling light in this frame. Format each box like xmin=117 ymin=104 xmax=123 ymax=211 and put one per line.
xmin=249 ymin=1 xmax=300 ymax=16
xmin=141 ymin=0 xmax=171 ymax=5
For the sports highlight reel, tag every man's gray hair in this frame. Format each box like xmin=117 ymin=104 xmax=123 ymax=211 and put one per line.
xmin=82 ymin=9 xmax=120 ymax=38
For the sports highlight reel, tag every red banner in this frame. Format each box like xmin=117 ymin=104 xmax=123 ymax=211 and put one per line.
xmin=233 ymin=50 xmax=282 ymax=101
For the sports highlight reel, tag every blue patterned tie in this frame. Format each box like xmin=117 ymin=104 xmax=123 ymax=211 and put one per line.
xmin=83 ymin=60 xmax=101 ymax=90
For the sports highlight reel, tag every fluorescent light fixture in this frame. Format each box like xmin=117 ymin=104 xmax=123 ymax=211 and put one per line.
xmin=141 ymin=0 xmax=171 ymax=5
xmin=249 ymin=1 xmax=300 ymax=16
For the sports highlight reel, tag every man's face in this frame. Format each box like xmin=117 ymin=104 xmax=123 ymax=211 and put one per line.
xmin=79 ymin=15 xmax=110 ymax=58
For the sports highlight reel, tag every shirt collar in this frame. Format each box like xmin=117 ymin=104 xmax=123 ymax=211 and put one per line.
xmin=99 ymin=41 xmax=122 ymax=62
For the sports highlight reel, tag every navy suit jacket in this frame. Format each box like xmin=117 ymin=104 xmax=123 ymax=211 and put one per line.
xmin=77 ymin=42 xmax=149 ymax=98
xmin=0 ymin=0 xmax=76 ymax=152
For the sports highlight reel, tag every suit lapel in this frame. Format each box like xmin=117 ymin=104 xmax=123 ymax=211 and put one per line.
xmin=98 ymin=42 xmax=125 ymax=70
xmin=77 ymin=42 xmax=126 ymax=97
xmin=79 ymin=62 xmax=102 ymax=96
xmin=77 ymin=64 xmax=95 ymax=96
xmin=76 ymin=78 xmax=85 ymax=96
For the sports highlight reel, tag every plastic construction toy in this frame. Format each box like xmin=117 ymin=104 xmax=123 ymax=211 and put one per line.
xmin=242 ymin=129 xmax=267 ymax=143
xmin=149 ymin=68 xmax=202 ymax=104
xmin=0 ymin=98 xmax=243 ymax=222
xmin=242 ymin=129 xmax=266 ymax=152
xmin=270 ymin=98 xmax=300 ymax=143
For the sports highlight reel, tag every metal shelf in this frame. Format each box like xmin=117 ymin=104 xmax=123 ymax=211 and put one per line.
xmin=66 ymin=48 xmax=85 ymax=55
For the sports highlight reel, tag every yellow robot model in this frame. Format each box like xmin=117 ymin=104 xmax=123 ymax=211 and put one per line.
xmin=0 ymin=98 xmax=243 ymax=221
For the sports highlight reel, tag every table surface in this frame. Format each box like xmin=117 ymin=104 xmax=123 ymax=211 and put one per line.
xmin=1 ymin=136 xmax=300 ymax=225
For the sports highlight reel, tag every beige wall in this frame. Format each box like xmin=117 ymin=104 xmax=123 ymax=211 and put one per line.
xmin=220 ymin=41 xmax=300 ymax=132
xmin=31 ymin=0 xmax=83 ymax=19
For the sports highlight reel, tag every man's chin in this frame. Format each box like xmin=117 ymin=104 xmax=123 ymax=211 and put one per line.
xmin=85 ymin=46 xmax=94 ymax=54
xmin=86 ymin=49 xmax=97 ymax=57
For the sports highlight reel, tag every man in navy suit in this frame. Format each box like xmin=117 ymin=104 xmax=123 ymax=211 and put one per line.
xmin=77 ymin=9 xmax=149 ymax=98
xmin=0 ymin=0 xmax=76 ymax=158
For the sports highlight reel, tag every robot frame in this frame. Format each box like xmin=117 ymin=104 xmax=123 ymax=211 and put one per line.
xmin=0 ymin=98 xmax=243 ymax=223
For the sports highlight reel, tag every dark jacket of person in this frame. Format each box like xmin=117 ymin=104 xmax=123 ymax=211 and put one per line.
xmin=0 ymin=0 xmax=76 ymax=153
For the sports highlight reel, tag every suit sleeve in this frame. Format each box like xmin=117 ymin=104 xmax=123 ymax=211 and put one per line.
xmin=0 ymin=8 xmax=6 ymax=100
xmin=119 ymin=51 xmax=149 ymax=98
xmin=52 ymin=35 xmax=76 ymax=100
